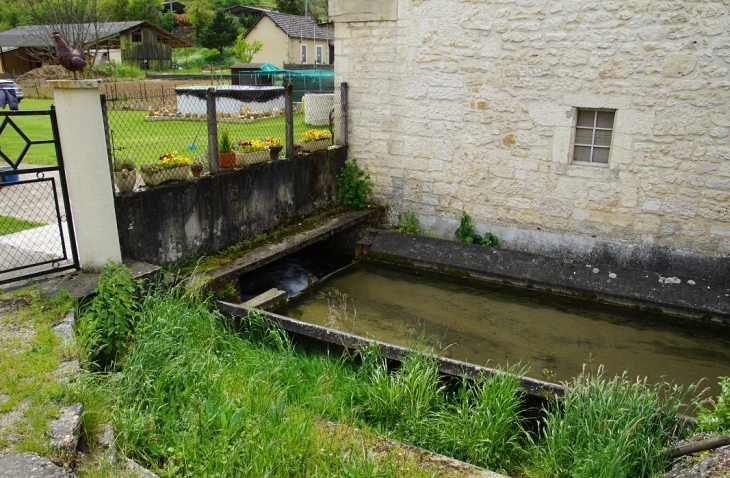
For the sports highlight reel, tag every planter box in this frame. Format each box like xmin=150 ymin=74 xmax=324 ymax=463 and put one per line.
xmin=236 ymin=149 xmax=269 ymax=167
xmin=140 ymin=165 xmax=189 ymax=187
xmin=114 ymin=170 xmax=137 ymax=193
xmin=300 ymin=139 xmax=330 ymax=152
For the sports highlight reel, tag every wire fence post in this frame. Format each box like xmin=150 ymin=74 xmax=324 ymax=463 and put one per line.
xmin=340 ymin=82 xmax=348 ymax=146
xmin=207 ymin=87 xmax=219 ymax=174
xmin=285 ymin=83 xmax=294 ymax=158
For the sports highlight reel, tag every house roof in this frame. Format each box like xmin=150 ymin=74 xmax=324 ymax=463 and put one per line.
xmin=0 ymin=21 xmax=191 ymax=48
xmin=248 ymin=12 xmax=334 ymax=42
xmin=162 ymin=1 xmax=187 ymax=14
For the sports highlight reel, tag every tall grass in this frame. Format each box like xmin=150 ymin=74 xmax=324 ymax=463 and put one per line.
xmin=527 ymin=364 xmax=693 ymax=478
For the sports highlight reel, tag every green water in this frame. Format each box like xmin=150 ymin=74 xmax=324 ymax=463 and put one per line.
xmin=281 ymin=262 xmax=730 ymax=397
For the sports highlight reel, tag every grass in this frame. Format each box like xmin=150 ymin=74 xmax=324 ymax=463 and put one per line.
xmin=8 ymin=98 xmax=330 ymax=169
xmin=0 ymin=99 xmax=57 ymax=167
xmin=0 ymin=287 xmax=75 ymax=457
xmin=0 ymin=215 xmax=45 ymax=236
xmin=108 ymin=109 xmax=327 ymax=170
xmin=526 ymin=364 xmax=695 ymax=477
xmin=92 ymin=284 xmax=462 ymax=477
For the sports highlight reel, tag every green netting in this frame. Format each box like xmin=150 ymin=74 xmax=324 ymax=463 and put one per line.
xmin=238 ymin=65 xmax=334 ymax=102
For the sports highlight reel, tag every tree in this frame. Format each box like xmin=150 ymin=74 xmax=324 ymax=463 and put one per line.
xmin=185 ymin=0 xmax=214 ymax=31
xmin=20 ymin=0 xmax=113 ymax=65
xmin=127 ymin=0 xmax=161 ymax=23
xmin=233 ymin=34 xmax=262 ymax=63
xmin=198 ymin=10 xmax=238 ymax=54
xmin=161 ymin=10 xmax=175 ymax=32
xmin=275 ymin=0 xmax=303 ymax=16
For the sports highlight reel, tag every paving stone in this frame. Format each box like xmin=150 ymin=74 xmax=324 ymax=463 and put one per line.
xmin=0 ymin=452 xmax=72 ymax=478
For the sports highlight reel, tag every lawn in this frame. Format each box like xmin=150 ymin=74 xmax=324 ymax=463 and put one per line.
xmin=1 ymin=98 xmax=329 ymax=169
xmin=0 ymin=215 xmax=45 ymax=236
xmin=0 ymin=99 xmax=57 ymax=167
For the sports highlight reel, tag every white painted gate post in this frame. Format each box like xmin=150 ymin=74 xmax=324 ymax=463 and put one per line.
xmin=48 ymin=79 xmax=122 ymax=270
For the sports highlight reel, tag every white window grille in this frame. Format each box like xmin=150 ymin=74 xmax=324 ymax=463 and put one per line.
xmin=573 ymin=109 xmax=616 ymax=165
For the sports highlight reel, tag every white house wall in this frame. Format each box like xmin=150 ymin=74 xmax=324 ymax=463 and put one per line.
xmin=332 ymin=0 xmax=730 ymax=257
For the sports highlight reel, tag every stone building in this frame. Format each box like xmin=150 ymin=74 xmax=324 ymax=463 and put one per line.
xmin=330 ymin=0 xmax=730 ymax=264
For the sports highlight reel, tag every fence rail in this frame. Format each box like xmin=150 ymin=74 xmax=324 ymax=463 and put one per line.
xmin=103 ymin=82 xmax=348 ymax=194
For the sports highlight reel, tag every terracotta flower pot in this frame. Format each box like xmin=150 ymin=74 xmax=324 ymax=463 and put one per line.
xmin=218 ymin=152 xmax=236 ymax=169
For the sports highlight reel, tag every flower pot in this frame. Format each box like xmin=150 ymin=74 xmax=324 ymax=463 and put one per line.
xmin=191 ymin=170 xmax=202 ymax=178
xmin=300 ymin=138 xmax=330 ymax=152
xmin=218 ymin=151 xmax=236 ymax=169
xmin=235 ymin=149 xmax=269 ymax=167
xmin=269 ymin=145 xmax=283 ymax=160
xmin=140 ymin=165 xmax=189 ymax=187
xmin=114 ymin=169 xmax=137 ymax=193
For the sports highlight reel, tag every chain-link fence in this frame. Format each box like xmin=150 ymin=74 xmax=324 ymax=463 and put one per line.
xmin=104 ymin=82 xmax=348 ymax=194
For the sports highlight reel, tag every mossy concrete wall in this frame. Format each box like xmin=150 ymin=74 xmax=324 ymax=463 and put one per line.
xmin=114 ymin=147 xmax=347 ymax=265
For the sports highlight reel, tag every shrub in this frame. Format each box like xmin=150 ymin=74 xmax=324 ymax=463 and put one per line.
xmin=77 ymin=261 xmax=143 ymax=371
xmin=337 ymin=159 xmax=372 ymax=208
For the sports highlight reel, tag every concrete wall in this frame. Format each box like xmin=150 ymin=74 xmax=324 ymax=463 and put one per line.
xmin=331 ymin=0 xmax=730 ymax=261
xmin=114 ymin=147 xmax=347 ymax=265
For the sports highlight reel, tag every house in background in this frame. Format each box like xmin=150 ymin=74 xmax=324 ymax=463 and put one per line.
xmin=226 ymin=6 xmax=334 ymax=68
xmin=330 ymin=0 xmax=730 ymax=263
xmin=0 ymin=21 xmax=190 ymax=75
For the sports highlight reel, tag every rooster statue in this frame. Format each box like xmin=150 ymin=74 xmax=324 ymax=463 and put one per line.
xmin=51 ymin=32 xmax=87 ymax=79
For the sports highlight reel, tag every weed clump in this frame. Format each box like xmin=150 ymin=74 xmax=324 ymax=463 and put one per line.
xmin=527 ymin=364 xmax=694 ymax=477
xmin=338 ymin=159 xmax=372 ymax=208
xmin=455 ymin=211 xmax=498 ymax=247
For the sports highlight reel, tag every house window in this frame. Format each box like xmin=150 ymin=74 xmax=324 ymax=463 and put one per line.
xmin=301 ymin=44 xmax=307 ymax=63
xmin=316 ymin=45 xmax=322 ymax=64
xmin=132 ymin=32 xmax=141 ymax=42
xmin=573 ymin=109 xmax=616 ymax=165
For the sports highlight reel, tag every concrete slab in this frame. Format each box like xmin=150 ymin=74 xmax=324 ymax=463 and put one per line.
xmin=202 ymin=209 xmax=378 ymax=288
xmin=366 ymin=231 xmax=730 ymax=322
xmin=242 ymin=288 xmax=287 ymax=310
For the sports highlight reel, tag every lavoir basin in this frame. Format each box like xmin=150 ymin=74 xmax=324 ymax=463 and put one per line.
xmin=276 ymin=260 xmax=730 ymax=398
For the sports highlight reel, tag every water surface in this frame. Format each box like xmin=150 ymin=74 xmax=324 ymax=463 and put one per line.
xmin=280 ymin=262 xmax=730 ymax=397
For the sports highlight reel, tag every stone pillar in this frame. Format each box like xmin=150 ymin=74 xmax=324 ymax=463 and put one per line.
xmin=49 ymin=79 xmax=122 ymax=270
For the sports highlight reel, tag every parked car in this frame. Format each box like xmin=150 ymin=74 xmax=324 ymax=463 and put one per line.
xmin=0 ymin=79 xmax=23 ymax=102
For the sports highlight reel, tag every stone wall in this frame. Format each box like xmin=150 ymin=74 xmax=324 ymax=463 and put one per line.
xmin=331 ymin=0 xmax=730 ymax=259
xmin=114 ymin=148 xmax=346 ymax=265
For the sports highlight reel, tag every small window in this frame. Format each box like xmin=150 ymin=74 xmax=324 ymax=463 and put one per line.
xmin=301 ymin=44 xmax=307 ymax=63
xmin=573 ymin=109 xmax=615 ymax=165
xmin=316 ymin=45 xmax=322 ymax=64
xmin=132 ymin=32 xmax=141 ymax=42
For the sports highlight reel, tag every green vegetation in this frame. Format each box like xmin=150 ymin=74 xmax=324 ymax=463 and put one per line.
xmin=217 ymin=128 xmax=234 ymax=153
xmin=0 ymin=216 xmax=45 ymax=236
xmin=337 ymin=159 xmax=372 ymax=209
xmin=698 ymin=375 xmax=730 ymax=432
xmin=455 ymin=211 xmax=499 ymax=247
xmin=0 ymin=99 xmax=57 ymax=167
xmin=393 ymin=211 xmax=431 ymax=236
xmin=527 ymin=365 xmax=694 ymax=477
xmin=76 ymin=262 xmax=143 ymax=371
xmin=0 ymin=288 xmax=74 ymax=455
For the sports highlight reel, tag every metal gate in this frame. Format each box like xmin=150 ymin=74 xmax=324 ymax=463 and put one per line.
xmin=0 ymin=107 xmax=79 ymax=285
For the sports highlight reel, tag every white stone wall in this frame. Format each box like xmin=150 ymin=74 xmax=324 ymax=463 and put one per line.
xmin=333 ymin=0 xmax=730 ymax=256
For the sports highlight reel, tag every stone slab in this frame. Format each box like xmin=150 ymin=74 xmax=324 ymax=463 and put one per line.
xmin=366 ymin=231 xmax=730 ymax=322
xmin=49 ymin=403 xmax=83 ymax=456
xmin=0 ymin=452 xmax=71 ymax=478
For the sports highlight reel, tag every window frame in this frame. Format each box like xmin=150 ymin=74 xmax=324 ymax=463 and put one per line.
xmin=316 ymin=45 xmax=323 ymax=64
xmin=301 ymin=44 xmax=307 ymax=64
xmin=571 ymin=108 xmax=616 ymax=167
